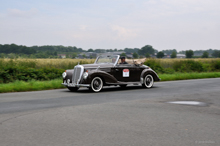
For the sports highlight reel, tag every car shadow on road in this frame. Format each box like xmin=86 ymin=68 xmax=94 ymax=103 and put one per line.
xmin=62 ymin=86 xmax=158 ymax=94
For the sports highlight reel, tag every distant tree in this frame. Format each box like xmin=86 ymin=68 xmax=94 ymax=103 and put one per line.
xmin=54 ymin=51 xmax=58 ymax=56
xmin=107 ymin=49 xmax=113 ymax=52
xmin=8 ymin=53 xmax=17 ymax=59
xmin=0 ymin=53 xmax=5 ymax=58
xmin=171 ymin=51 xmax=177 ymax=58
xmin=82 ymin=54 xmax=86 ymax=58
xmin=72 ymin=53 xmax=78 ymax=58
xmin=145 ymin=53 xmax=150 ymax=58
xmin=35 ymin=52 xmax=47 ymax=58
xmin=132 ymin=52 xmax=138 ymax=58
xmin=94 ymin=49 xmax=105 ymax=53
xmin=202 ymin=51 xmax=209 ymax=58
xmin=212 ymin=50 xmax=220 ymax=58
xmin=157 ymin=51 xmax=164 ymax=58
xmin=162 ymin=49 xmax=177 ymax=55
xmin=87 ymin=48 xmax=94 ymax=52
xmin=120 ymin=53 xmax=126 ymax=57
xmin=185 ymin=50 xmax=194 ymax=58
xmin=138 ymin=45 xmax=155 ymax=56
xmin=46 ymin=51 xmax=50 ymax=55
xmin=124 ymin=48 xmax=140 ymax=54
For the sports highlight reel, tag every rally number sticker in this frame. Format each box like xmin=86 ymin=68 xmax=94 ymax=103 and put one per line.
xmin=123 ymin=69 xmax=129 ymax=77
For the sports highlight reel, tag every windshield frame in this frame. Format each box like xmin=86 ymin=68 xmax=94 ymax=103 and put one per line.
xmin=94 ymin=55 xmax=120 ymax=66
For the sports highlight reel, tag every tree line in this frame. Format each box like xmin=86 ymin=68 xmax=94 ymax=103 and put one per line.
xmin=0 ymin=44 xmax=220 ymax=59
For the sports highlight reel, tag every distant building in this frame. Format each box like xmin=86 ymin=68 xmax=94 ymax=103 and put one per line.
xmin=126 ymin=53 xmax=133 ymax=58
xmin=176 ymin=54 xmax=186 ymax=58
xmin=194 ymin=53 xmax=203 ymax=57
xmin=58 ymin=54 xmax=66 ymax=58
xmin=80 ymin=52 xmax=97 ymax=58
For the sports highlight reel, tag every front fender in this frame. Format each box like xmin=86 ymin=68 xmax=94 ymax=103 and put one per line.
xmin=63 ymin=69 xmax=73 ymax=83
xmin=81 ymin=70 xmax=118 ymax=84
xmin=141 ymin=69 xmax=160 ymax=81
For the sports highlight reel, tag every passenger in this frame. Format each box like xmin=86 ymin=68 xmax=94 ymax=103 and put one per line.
xmin=112 ymin=57 xmax=116 ymax=63
xmin=119 ymin=56 xmax=128 ymax=64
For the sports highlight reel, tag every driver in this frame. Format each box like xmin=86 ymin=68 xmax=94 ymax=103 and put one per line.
xmin=119 ymin=56 xmax=128 ymax=64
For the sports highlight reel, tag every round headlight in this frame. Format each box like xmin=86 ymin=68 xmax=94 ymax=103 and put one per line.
xmin=62 ymin=72 xmax=67 ymax=79
xmin=67 ymin=79 xmax=70 ymax=84
xmin=83 ymin=72 xmax=88 ymax=79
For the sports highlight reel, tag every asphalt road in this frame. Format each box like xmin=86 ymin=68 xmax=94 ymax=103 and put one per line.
xmin=0 ymin=78 xmax=220 ymax=146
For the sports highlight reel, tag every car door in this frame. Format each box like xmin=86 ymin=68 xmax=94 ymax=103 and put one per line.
xmin=112 ymin=64 xmax=141 ymax=82
xmin=130 ymin=65 xmax=142 ymax=81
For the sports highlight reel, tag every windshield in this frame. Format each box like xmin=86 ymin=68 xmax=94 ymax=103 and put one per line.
xmin=95 ymin=55 xmax=119 ymax=64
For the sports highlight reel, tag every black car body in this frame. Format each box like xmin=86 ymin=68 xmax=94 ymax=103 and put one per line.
xmin=62 ymin=55 xmax=160 ymax=92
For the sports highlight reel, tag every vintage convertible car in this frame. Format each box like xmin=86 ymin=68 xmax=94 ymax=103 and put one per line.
xmin=62 ymin=55 xmax=160 ymax=92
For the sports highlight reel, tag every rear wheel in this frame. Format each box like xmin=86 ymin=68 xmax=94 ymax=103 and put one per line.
xmin=67 ymin=87 xmax=79 ymax=92
xmin=90 ymin=77 xmax=103 ymax=92
xmin=142 ymin=74 xmax=154 ymax=88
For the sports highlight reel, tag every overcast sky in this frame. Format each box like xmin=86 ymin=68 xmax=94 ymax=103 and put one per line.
xmin=0 ymin=0 xmax=219 ymax=51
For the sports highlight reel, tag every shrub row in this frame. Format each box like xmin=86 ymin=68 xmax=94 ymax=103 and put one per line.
xmin=144 ymin=59 xmax=220 ymax=74
xmin=1 ymin=58 xmax=220 ymax=84
xmin=0 ymin=59 xmax=92 ymax=83
xmin=0 ymin=66 xmax=64 ymax=83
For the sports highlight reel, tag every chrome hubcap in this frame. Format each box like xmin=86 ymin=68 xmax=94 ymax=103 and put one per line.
xmin=93 ymin=79 xmax=101 ymax=90
xmin=144 ymin=75 xmax=153 ymax=88
xmin=91 ymin=77 xmax=103 ymax=92
xmin=146 ymin=77 xmax=152 ymax=86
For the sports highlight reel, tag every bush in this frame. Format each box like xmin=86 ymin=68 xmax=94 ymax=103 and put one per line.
xmin=211 ymin=60 xmax=220 ymax=71
xmin=173 ymin=60 xmax=204 ymax=72
xmin=163 ymin=68 xmax=175 ymax=74
xmin=0 ymin=66 xmax=64 ymax=83
xmin=144 ymin=59 xmax=164 ymax=73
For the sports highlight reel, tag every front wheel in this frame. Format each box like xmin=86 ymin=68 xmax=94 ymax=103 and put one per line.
xmin=120 ymin=85 xmax=127 ymax=88
xmin=67 ymin=87 xmax=79 ymax=92
xmin=90 ymin=77 xmax=103 ymax=92
xmin=142 ymin=74 xmax=154 ymax=88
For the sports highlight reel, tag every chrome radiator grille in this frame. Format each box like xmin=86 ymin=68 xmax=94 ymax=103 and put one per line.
xmin=72 ymin=65 xmax=83 ymax=84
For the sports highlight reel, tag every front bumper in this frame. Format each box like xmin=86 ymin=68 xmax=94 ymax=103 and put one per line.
xmin=62 ymin=82 xmax=90 ymax=87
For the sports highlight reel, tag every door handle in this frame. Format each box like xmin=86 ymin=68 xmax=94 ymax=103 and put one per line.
xmin=115 ymin=69 xmax=119 ymax=71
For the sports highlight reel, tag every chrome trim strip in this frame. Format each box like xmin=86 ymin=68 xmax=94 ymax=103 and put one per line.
xmin=105 ymin=81 xmax=142 ymax=85
xmin=62 ymin=83 xmax=90 ymax=87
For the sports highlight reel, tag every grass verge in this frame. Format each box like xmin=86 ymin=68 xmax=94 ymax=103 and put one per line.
xmin=0 ymin=72 xmax=220 ymax=93
xmin=0 ymin=79 xmax=64 ymax=93
xmin=159 ymin=72 xmax=220 ymax=81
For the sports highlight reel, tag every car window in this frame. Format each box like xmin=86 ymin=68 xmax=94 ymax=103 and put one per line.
xmin=96 ymin=55 xmax=118 ymax=64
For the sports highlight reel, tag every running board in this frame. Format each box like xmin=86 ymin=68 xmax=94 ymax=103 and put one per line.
xmin=106 ymin=82 xmax=141 ymax=85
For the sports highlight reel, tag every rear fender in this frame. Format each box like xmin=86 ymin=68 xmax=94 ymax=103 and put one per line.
xmin=141 ymin=69 xmax=160 ymax=81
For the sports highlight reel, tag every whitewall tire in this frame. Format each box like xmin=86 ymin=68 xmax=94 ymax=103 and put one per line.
xmin=90 ymin=77 xmax=103 ymax=92
xmin=142 ymin=74 xmax=154 ymax=88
